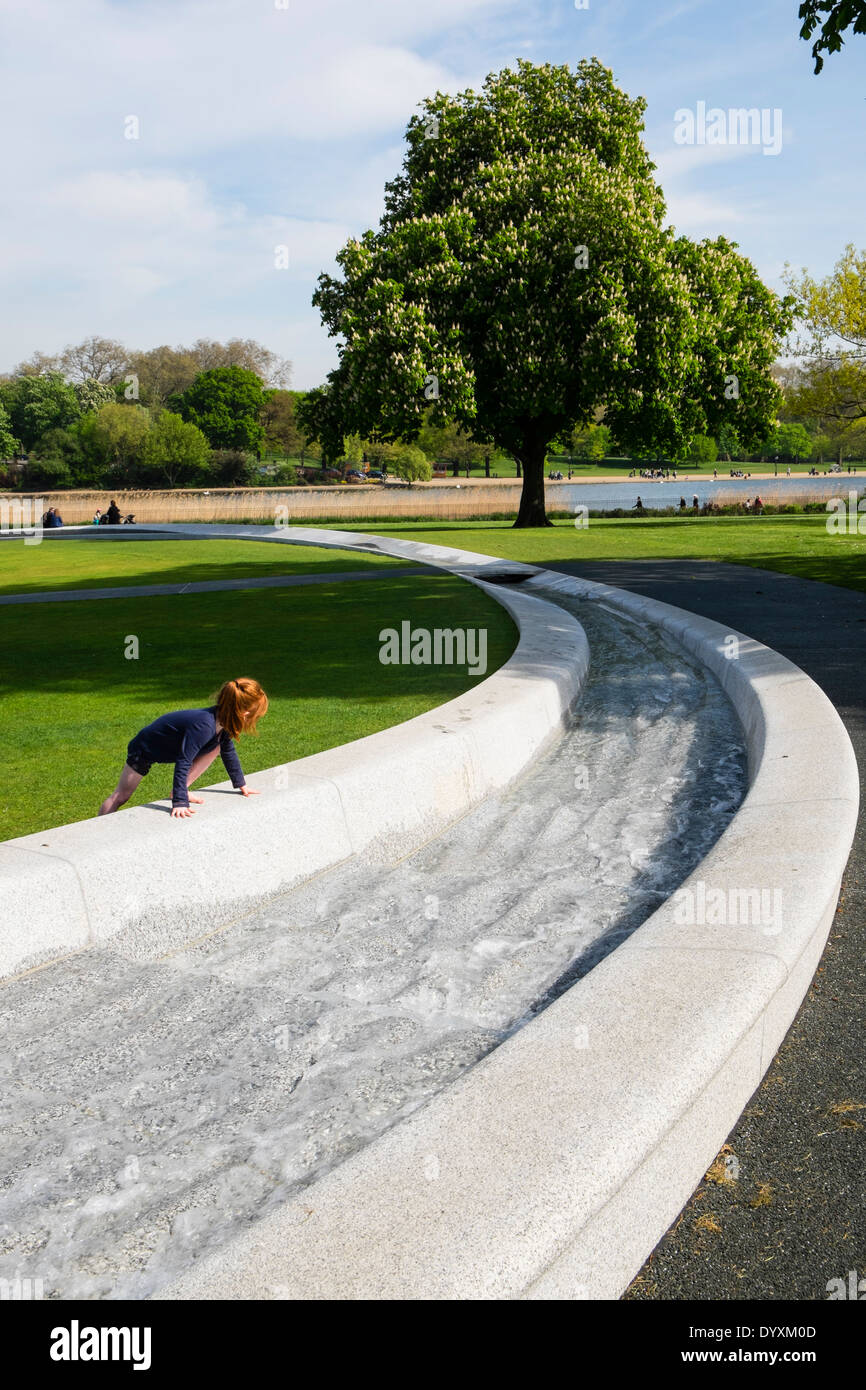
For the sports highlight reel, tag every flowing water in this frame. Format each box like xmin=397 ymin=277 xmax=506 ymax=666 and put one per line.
xmin=0 ymin=591 xmax=747 ymax=1299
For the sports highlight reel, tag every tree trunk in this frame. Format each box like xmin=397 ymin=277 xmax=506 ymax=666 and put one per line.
xmin=513 ymin=440 xmax=551 ymax=528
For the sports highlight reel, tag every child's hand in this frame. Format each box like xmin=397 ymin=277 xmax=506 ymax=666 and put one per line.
xmin=171 ymin=805 xmax=197 ymax=818
xmin=239 ymin=786 xmax=260 ymax=798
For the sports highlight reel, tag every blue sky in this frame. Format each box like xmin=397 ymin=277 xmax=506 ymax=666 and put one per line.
xmin=0 ymin=0 xmax=863 ymax=387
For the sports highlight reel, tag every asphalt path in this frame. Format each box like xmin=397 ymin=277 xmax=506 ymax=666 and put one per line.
xmin=543 ymin=558 xmax=865 ymax=1302
xmin=0 ymin=566 xmax=434 ymax=605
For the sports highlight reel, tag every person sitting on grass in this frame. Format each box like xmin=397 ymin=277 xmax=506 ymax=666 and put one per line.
xmin=98 ymin=677 xmax=269 ymax=820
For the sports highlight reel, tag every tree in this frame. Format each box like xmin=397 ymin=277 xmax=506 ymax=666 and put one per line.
xmin=260 ymin=388 xmax=306 ymax=456
xmin=784 ymin=244 xmax=866 ymax=362
xmin=9 ymin=350 xmax=61 ymax=378
xmin=680 ymin=433 xmax=717 ymax=465
xmin=799 ymin=2 xmax=866 ymax=72
xmin=569 ymin=422 xmax=611 ymax=461
xmin=126 ymin=346 xmax=200 ymax=406
xmin=140 ymin=412 xmax=211 ymax=487
xmin=390 ymin=443 xmax=432 ymax=483
xmin=188 ymin=338 xmax=292 ymax=387
xmin=208 ymin=448 xmax=259 ymax=486
xmin=716 ymin=422 xmax=740 ymax=461
xmin=298 ymin=60 xmax=792 ymax=526
xmin=170 ymin=366 xmax=270 ymax=452
xmin=1 ymin=372 xmax=80 ymax=451
xmin=766 ymin=421 xmax=812 ymax=461
xmin=0 ymin=402 xmax=19 ymax=459
xmin=416 ymin=415 xmax=488 ymax=474
xmin=74 ymin=378 xmax=116 ymax=414
xmin=59 ymin=336 xmax=129 ymax=383
xmin=85 ymin=403 xmax=150 ymax=479
xmin=341 ymin=433 xmax=364 ymax=465
xmin=783 ymin=245 xmax=866 ymax=457
xmin=31 ymin=426 xmax=93 ymax=486
xmin=20 ymin=455 xmax=73 ymax=490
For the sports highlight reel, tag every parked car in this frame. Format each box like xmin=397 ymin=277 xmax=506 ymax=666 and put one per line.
xmin=364 ymin=470 xmax=385 ymax=480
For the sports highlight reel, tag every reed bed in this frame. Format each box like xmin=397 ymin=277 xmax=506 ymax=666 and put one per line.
xmin=707 ymin=484 xmax=862 ymax=511
xmin=1 ymin=484 xmax=533 ymax=525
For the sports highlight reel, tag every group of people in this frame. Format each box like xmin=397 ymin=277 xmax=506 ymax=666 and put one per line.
xmin=632 ymin=493 xmax=765 ymax=515
xmin=38 ymin=500 xmax=133 ymax=528
xmin=93 ymin=501 xmax=123 ymax=525
xmin=628 ymin=467 xmax=679 ymax=480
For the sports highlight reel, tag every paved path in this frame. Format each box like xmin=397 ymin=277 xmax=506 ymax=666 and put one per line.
xmin=0 ymin=566 xmax=434 ymax=605
xmin=545 ymin=558 xmax=865 ymax=1301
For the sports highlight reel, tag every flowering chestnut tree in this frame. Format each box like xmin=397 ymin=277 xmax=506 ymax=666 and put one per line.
xmin=299 ymin=59 xmax=792 ymax=526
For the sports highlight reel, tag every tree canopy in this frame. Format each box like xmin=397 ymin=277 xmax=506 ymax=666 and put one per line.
xmin=298 ymin=59 xmax=792 ymax=525
xmin=799 ymin=2 xmax=866 ymax=72
xmin=783 ymin=244 xmax=866 ymax=446
xmin=1 ymin=372 xmax=80 ymax=451
xmin=169 ymin=366 xmax=271 ymax=452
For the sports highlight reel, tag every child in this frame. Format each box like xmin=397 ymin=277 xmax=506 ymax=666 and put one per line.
xmin=98 ymin=678 xmax=268 ymax=820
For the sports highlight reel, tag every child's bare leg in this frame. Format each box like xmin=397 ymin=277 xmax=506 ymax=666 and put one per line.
xmin=99 ymin=763 xmax=143 ymax=816
xmin=185 ymin=746 xmax=221 ymax=802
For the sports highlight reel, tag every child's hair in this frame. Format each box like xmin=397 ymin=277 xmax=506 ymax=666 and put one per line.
xmin=215 ymin=678 xmax=269 ymax=739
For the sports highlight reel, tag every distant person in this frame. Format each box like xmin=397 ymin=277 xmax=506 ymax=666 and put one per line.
xmin=692 ymin=494 xmax=699 ymax=510
xmin=679 ymin=496 xmax=686 ymax=511
xmin=106 ymin=500 xmax=121 ymax=525
xmin=634 ymin=495 xmax=644 ymax=513
xmin=754 ymin=495 xmax=764 ymax=512
xmin=93 ymin=510 xmax=102 ymax=525
xmin=98 ymin=678 xmax=269 ymax=820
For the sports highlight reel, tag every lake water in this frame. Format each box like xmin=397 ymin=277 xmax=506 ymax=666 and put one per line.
xmin=554 ymin=473 xmax=864 ymax=513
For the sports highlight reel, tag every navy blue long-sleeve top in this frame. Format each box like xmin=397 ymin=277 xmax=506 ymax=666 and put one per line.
xmin=130 ymin=706 xmax=246 ymax=808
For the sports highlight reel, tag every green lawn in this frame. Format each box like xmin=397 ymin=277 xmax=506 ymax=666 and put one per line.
xmin=0 ymin=537 xmax=407 ymax=596
xmin=1 ymin=575 xmax=516 ymax=839
xmin=338 ymin=514 xmax=866 ymax=595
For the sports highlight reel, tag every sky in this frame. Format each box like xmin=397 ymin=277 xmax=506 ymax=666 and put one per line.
xmin=0 ymin=0 xmax=863 ymax=388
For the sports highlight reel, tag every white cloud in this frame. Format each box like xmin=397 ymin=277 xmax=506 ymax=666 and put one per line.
xmin=0 ymin=0 xmax=513 ymax=379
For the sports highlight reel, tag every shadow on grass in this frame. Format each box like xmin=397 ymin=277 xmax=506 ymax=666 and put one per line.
xmin=0 ymin=541 xmax=413 ymax=596
xmin=0 ymin=576 xmax=519 ymax=708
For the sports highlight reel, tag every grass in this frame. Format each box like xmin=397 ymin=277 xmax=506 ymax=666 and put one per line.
xmin=1 ymin=574 xmax=516 ymax=839
xmin=0 ymin=538 xmax=409 ymax=596
xmin=332 ymin=514 xmax=866 ymax=596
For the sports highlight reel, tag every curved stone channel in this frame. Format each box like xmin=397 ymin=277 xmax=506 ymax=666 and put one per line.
xmin=0 ymin=589 xmax=747 ymax=1299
